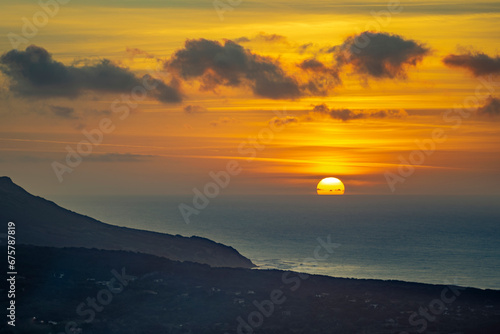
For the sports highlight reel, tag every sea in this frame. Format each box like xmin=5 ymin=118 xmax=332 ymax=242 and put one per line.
xmin=52 ymin=194 xmax=500 ymax=290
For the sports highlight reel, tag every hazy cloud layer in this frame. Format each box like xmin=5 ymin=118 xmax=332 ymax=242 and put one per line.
xmin=165 ymin=39 xmax=301 ymax=99
xmin=332 ymin=32 xmax=430 ymax=79
xmin=442 ymin=52 xmax=500 ymax=76
xmin=0 ymin=45 xmax=181 ymax=103
xmin=85 ymin=153 xmax=157 ymax=162
xmin=311 ymin=103 xmax=407 ymax=122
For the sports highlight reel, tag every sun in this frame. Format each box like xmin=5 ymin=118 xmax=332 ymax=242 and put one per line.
xmin=317 ymin=177 xmax=345 ymax=195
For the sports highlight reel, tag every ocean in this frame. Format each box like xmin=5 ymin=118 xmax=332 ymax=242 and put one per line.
xmin=52 ymin=194 xmax=500 ymax=290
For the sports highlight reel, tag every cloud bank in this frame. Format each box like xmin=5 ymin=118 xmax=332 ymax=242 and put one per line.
xmin=0 ymin=34 xmax=432 ymax=105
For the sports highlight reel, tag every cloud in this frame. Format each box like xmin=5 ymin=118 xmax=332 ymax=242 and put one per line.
xmin=233 ymin=37 xmax=251 ymax=43
xmin=442 ymin=52 xmax=500 ymax=77
xmin=209 ymin=116 xmax=235 ymax=127
xmin=298 ymin=59 xmax=341 ymax=95
xmin=125 ymin=47 xmax=156 ymax=59
xmin=165 ymin=39 xmax=301 ymax=99
xmin=477 ymin=96 xmax=500 ymax=116
xmin=329 ymin=109 xmax=364 ymax=122
xmin=149 ymin=76 xmax=182 ymax=103
xmin=183 ymin=105 xmax=207 ymax=113
xmin=311 ymin=103 xmax=407 ymax=122
xmin=332 ymin=31 xmax=430 ymax=79
xmin=298 ymin=43 xmax=314 ymax=54
xmin=85 ymin=153 xmax=156 ymax=162
xmin=369 ymin=109 xmax=408 ymax=118
xmin=268 ymin=116 xmax=299 ymax=127
xmin=50 ymin=106 xmax=78 ymax=119
xmin=298 ymin=59 xmax=327 ymax=71
xmin=235 ymin=32 xmax=288 ymax=44
xmin=0 ymin=45 xmax=181 ymax=103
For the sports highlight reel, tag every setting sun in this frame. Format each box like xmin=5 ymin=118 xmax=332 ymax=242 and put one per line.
xmin=317 ymin=177 xmax=345 ymax=195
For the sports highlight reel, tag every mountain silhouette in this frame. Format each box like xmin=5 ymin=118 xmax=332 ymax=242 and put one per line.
xmin=0 ymin=176 xmax=255 ymax=268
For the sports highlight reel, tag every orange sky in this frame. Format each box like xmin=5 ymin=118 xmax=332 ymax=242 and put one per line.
xmin=0 ymin=0 xmax=499 ymax=196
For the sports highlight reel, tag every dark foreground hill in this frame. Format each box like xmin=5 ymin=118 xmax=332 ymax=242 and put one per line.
xmin=2 ymin=245 xmax=500 ymax=334
xmin=0 ymin=176 xmax=254 ymax=268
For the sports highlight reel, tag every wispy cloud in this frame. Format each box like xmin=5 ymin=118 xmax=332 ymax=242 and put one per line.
xmin=269 ymin=116 xmax=300 ymax=127
xmin=234 ymin=32 xmax=288 ymax=44
xmin=311 ymin=103 xmax=407 ymax=122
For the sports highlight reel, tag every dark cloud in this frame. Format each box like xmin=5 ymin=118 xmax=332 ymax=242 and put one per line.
xmin=311 ymin=103 xmax=407 ymax=122
xmin=442 ymin=52 xmax=500 ymax=77
xmin=332 ymin=32 xmax=430 ymax=79
xmin=165 ymin=39 xmax=301 ymax=99
xmin=298 ymin=59 xmax=341 ymax=95
xmin=477 ymin=96 xmax=500 ymax=116
xmin=298 ymin=59 xmax=327 ymax=71
xmin=319 ymin=107 xmax=365 ymax=122
xmin=0 ymin=45 xmax=181 ymax=103
xmin=312 ymin=103 xmax=330 ymax=113
xmin=0 ymin=46 xmax=78 ymax=97
xmin=50 ymin=106 xmax=78 ymax=119
xmin=148 ymin=76 xmax=182 ymax=103
xmin=183 ymin=105 xmax=207 ymax=113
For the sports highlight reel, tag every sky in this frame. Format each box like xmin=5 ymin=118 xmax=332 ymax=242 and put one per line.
xmin=0 ymin=0 xmax=499 ymax=196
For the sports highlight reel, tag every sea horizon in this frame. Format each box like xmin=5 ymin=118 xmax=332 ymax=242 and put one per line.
xmin=51 ymin=193 xmax=500 ymax=290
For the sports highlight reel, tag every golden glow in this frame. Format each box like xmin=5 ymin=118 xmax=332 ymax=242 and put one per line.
xmin=1 ymin=1 xmax=499 ymax=195
xmin=317 ymin=177 xmax=345 ymax=195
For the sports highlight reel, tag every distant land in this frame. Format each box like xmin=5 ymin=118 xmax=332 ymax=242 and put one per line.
xmin=0 ymin=176 xmax=255 ymax=269
xmin=2 ymin=245 xmax=500 ymax=334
